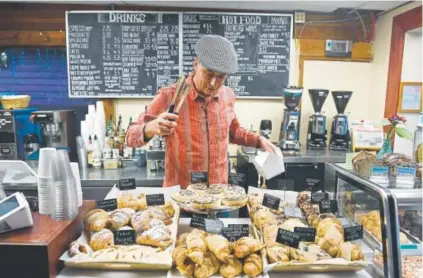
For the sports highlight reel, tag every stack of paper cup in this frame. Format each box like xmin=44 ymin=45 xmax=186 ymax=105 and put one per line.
xmin=37 ymin=148 xmax=57 ymax=215
xmin=70 ymin=162 xmax=83 ymax=207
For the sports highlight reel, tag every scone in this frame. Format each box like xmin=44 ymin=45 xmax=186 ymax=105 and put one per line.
xmin=172 ymin=190 xmax=196 ymax=203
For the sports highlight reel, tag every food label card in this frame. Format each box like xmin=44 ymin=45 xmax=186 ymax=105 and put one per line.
xmin=189 ymin=214 xmax=206 ymax=231
xmin=223 ymin=224 xmax=249 ymax=241
xmin=204 ymin=219 xmax=224 ymax=234
xmin=118 ymin=178 xmax=136 ymax=190
xmin=294 ymin=227 xmax=316 ymax=242
xmin=191 ymin=172 xmax=208 ymax=183
xmin=97 ymin=198 xmax=118 ymax=211
xmin=311 ymin=192 xmax=328 ymax=204
xmin=284 ymin=207 xmax=303 ymax=218
xmin=146 ymin=194 xmax=165 ymax=206
xmin=113 ymin=230 xmax=136 ymax=245
xmin=228 ymin=173 xmax=246 ymax=186
xmin=276 ymin=228 xmax=300 ymax=249
xmin=262 ymin=193 xmax=280 ymax=209
xmin=344 ymin=225 xmax=364 ymax=241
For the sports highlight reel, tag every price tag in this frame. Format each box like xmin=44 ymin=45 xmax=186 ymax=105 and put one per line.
xmin=204 ymin=219 xmax=224 ymax=234
xmin=319 ymin=199 xmax=331 ymax=213
xmin=276 ymin=228 xmax=300 ymax=249
xmin=189 ymin=214 xmax=206 ymax=231
xmin=113 ymin=230 xmax=136 ymax=245
xmin=97 ymin=198 xmax=118 ymax=212
xmin=191 ymin=172 xmax=208 ymax=183
xmin=118 ymin=178 xmax=136 ymax=190
xmin=371 ymin=166 xmax=389 ymax=177
xmin=262 ymin=193 xmax=280 ymax=209
xmin=146 ymin=194 xmax=165 ymax=206
xmin=223 ymin=224 xmax=250 ymax=242
xmin=294 ymin=227 xmax=316 ymax=242
xmin=311 ymin=192 xmax=328 ymax=204
xmin=397 ymin=167 xmax=416 ymax=177
xmin=343 ymin=225 xmax=364 ymax=241
xmin=284 ymin=207 xmax=303 ymax=218
xmin=228 ymin=173 xmax=246 ymax=186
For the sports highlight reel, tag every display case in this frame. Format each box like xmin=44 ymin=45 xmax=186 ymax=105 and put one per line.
xmin=326 ymin=163 xmax=402 ymax=278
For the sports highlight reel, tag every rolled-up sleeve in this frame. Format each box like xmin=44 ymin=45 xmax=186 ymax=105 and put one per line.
xmin=126 ymin=89 xmax=171 ymax=147
xmin=228 ymin=94 xmax=260 ymax=147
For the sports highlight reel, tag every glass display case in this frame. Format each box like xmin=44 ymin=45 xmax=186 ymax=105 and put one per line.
xmin=326 ymin=163 xmax=402 ymax=278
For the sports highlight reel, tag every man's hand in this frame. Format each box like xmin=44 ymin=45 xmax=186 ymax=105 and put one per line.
xmin=144 ymin=112 xmax=179 ymax=139
xmin=258 ymin=136 xmax=278 ymax=154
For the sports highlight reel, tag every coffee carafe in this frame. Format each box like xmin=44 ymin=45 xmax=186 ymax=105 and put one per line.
xmin=329 ymin=91 xmax=352 ymax=151
xmin=31 ymin=110 xmax=78 ymax=161
xmin=279 ymin=87 xmax=303 ymax=151
xmin=307 ymin=89 xmax=329 ymax=149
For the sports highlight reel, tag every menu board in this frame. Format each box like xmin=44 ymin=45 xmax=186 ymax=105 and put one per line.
xmin=66 ymin=11 xmax=293 ymax=98
xmin=66 ymin=11 xmax=180 ymax=98
xmin=183 ymin=13 xmax=292 ymax=98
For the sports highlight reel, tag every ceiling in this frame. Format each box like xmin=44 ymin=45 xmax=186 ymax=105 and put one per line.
xmin=3 ymin=0 xmax=411 ymax=13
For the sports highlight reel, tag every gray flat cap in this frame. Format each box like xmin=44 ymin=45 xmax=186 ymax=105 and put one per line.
xmin=195 ymin=35 xmax=238 ymax=74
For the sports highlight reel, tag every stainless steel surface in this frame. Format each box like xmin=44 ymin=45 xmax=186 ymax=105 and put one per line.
xmin=2 ymin=161 xmax=164 ymax=190
xmin=146 ymin=149 xmax=165 ymax=160
xmin=238 ymin=145 xmax=346 ymax=164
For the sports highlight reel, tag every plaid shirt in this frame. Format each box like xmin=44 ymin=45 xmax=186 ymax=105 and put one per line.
xmin=126 ymin=72 xmax=260 ymax=188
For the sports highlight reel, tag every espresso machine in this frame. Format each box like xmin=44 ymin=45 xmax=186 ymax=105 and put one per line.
xmin=279 ymin=87 xmax=303 ymax=151
xmin=0 ymin=111 xmax=18 ymax=160
xmin=307 ymin=89 xmax=329 ymax=149
xmin=329 ymin=91 xmax=353 ymax=151
xmin=31 ymin=110 xmax=78 ymax=161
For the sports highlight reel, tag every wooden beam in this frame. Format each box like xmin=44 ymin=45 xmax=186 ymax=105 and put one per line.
xmin=0 ymin=31 xmax=65 ymax=46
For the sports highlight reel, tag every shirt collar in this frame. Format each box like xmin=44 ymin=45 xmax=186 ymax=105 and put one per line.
xmin=187 ymin=72 xmax=222 ymax=101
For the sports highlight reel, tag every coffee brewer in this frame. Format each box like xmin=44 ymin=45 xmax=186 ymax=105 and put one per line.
xmin=31 ymin=110 xmax=78 ymax=161
xmin=330 ymin=91 xmax=353 ymax=151
xmin=307 ymin=89 xmax=329 ymax=149
xmin=0 ymin=111 xmax=17 ymax=159
xmin=279 ymin=87 xmax=303 ymax=151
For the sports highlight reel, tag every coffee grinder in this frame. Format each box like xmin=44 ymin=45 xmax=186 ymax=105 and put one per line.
xmin=307 ymin=89 xmax=329 ymax=149
xmin=31 ymin=110 xmax=78 ymax=161
xmin=259 ymin=120 xmax=272 ymax=139
xmin=330 ymin=91 xmax=353 ymax=151
xmin=279 ymin=87 xmax=303 ymax=151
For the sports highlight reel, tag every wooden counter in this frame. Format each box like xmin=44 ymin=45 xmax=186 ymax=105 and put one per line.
xmin=0 ymin=200 xmax=95 ymax=278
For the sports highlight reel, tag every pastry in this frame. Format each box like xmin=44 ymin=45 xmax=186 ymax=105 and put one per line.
xmin=176 ymin=232 xmax=189 ymax=247
xmin=221 ymin=193 xmax=248 ymax=207
xmin=172 ymin=190 xmax=196 ymax=203
xmin=318 ymin=224 xmax=344 ymax=257
xmin=186 ymin=230 xmax=207 ymax=265
xmin=267 ymin=245 xmax=290 ymax=263
xmin=220 ymin=258 xmax=243 ymax=278
xmin=136 ymin=225 xmax=173 ymax=249
xmin=205 ymin=234 xmax=233 ymax=263
xmin=298 ymin=242 xmax=332 ymax=262
xmin=137 ymin=194 xmax=148 ymax=210
xmin=192 ymin=195 xmax=219 ymax=210
xmin=208 ymin=183 xmax=227 ymax=192
xmin=205 ymin=188 xmax=225 ymax=199
xmin=161 ymin=201 xmax=175 ymax=218
xmin=106 ymin=208 xmax=135 ymax=231
xmin=194 ymin=251 xmax=220 ymax=278
xmin=187 ymin=183 xmax=208 ymax=192
xmin=68 ymin=241 xmax=93 ymax=257
xmin=117 ymin=195 xmax=139 ymax=211
xmin=243 ymin=253 xmax=263 ymax=277
xmin=227 ymin=185 xmax=245 ymax=193
xmin=90 ymin=229 xmax=114 ymax=251
xmin=172 ymin=245 xmax=191 ymax=271
xmin=140 ymin=218 xmax=171 ymax=234
xmin=131 ymin=211 xmax=151 ymax=233
xmin=248 ymin=193 xmax=263 ymax=208
xmin=289 ymin=248 xmax=307 ymax=262
xmin=296 ymin=191 xmax=310 ymax=207
xmin=316 ymin=218 xmax=343 ymax=238
xmin=337 ymin=242 xmax=364 ymax=261
xmin=262 ymin=223 xmax=279 ymax=247
xmin=234 ymin=237 xmax=265 ymax=258
xmin=253 ymin=208 xmax=277 ymax=229
xmin=280 ymin=218 xmax=308 ymax=232
xmin=145 ymin=207 xmax=173 ymax=225
xmin=84 ymin=209 xmax=109 ymax=232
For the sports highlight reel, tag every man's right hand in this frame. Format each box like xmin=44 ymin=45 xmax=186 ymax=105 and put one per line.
xmin=144 ymin=112 xmax=179 ymax=139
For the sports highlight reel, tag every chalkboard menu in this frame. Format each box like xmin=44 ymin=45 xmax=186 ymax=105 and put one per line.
xmin=66 ymin=11 xmax=292 ymax=98
xmin=183 ymin=13 xmax=292 ymax=98
xmin=66 ymin=11 xmax=180 ymax=97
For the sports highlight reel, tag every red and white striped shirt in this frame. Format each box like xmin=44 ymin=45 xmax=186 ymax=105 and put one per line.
xmin=126 ymin=72 xmax=260 ymax=188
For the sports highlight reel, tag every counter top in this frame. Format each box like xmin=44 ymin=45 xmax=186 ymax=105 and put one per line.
xmin=238 ymin=145 xmax=346 ymax=164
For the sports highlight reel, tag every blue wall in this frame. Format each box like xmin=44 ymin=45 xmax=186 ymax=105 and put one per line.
xmin=0 ymin=48 xmax=96 ymax=134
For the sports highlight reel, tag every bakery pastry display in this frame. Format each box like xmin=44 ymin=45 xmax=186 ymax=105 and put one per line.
xmin=67 ymin=190 xmax=179 ymax=269
xmin=173 ymin=230 xmax=264 ymax=278
xmin=171 ymin=184 xmax=248 ymax=213
xmin=374 ymin=253 xmax=422 ymax=278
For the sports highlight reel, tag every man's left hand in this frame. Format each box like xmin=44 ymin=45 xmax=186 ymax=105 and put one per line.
xmin=258 ymin=136 xmax=278 ymax=154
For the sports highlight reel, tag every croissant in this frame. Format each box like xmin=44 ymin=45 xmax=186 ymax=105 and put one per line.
xmin=106 ymin=208 xmax=134 ymax=230
xmin=178 ymin=263 xmax=195 ymax=278
xmin=131 ymin=211 xmax=151 ymax=233
xmin=162 ymin=201 xmax=175 ymax=218
xmin=137 ymin=194 xmax=148 ymax=210
xmin=68 ymin=241 xmax=93 ymax=257
xmin=89 ymin=229 xmax=114 ymax=251
xmin=186 ymin=230 xmax=207 ymax=265
xmin=234 ymin=237 xmax=265 ymax=259
xmin=145 ymin=207 xmax=173 ymax=225
xmin=136 ymin=226 xmax=173 ymax=250
xmin=243 ymin=253 xmax=263 ymax=278
xmin=267 ymin=246 xmax=290 ymax=263
xmin=172 ymin=246 xmax=190 ymax=268
xmin=177 ymin=232 xmax=189 ymax=247
xmin=194 ymin=251 xmax=220 ymax=278
xmin=220 ymin=258 xmax=243 ymax=278
xmin=205 ymin=234 xmax=233 ymax=263
xmin=118 ymin=195 xmax=139 ymax=211
xmin=84 ymin=209 xmax=109 ymax=232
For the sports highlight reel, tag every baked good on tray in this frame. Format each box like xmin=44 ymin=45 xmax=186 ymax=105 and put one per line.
xmin=172 ymin=229 xmax=264 ymax=278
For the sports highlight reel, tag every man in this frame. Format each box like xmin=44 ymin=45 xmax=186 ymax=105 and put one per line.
xmin=126 ymin=35 xmax=276 ymax=188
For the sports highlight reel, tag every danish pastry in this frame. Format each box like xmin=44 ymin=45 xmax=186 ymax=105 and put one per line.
xmin=84 ymin=209 xmax=109 ymax=233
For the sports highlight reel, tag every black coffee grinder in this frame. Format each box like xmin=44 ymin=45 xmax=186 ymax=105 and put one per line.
xmin=330 ymin=91 xmax=353 ymax=151
xmin=307 ymin=89 xmax=329 ymax=149
xmin=279 ymin=87 xmax=303 ymax=151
